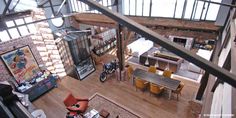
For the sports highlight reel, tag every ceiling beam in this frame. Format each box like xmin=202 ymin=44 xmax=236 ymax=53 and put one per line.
xmin=79 ymin=0 xmax=236 ymax=88
xmin=2 ymin=0 xmax=12 ymax=16
xmin=74 ymin=13 xmax=219 ymax=32
xmin=37 ymin=0 xmax=49 ymax=7
xmin=3 ymin=10 xmax=31 ymax=20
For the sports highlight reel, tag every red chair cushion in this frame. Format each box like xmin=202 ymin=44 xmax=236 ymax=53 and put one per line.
xmin=63 ymin=93 xmax=77 ymax=107
xmin=77 ymin=101 xmax=88 ymax=113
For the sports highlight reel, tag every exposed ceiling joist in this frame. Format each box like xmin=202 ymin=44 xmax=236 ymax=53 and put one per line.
xmin=2 ymin=0 xmax=13 ymax=16
xmin=74 ymin=13 xmax=219 ymax=32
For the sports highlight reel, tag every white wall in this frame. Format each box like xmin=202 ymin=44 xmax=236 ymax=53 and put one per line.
xmin=210 ymin=9 xmax=235 ymax=118
xmin=218 ymin=20 xmax=232 ymax=67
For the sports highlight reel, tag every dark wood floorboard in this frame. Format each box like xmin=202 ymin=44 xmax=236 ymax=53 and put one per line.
xmin=33 ymin=54 xmax=199 ymax=118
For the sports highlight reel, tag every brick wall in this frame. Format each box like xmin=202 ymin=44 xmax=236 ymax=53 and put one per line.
xmin=0 ymin=35 xmax=44 ymax=81
xmin=0 ymin=8 xmax=68 ymax=82
xmin=32 ymin=8 xmax=66 ymax=77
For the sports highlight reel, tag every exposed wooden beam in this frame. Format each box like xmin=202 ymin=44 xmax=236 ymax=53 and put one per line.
xmin=151 ymin=28 xmax=217 ymax=40
xmin=73 ymin=13 xmax=217 ymax=39
xmin=73 ymin=13 xmax=219 ymax=32
xmin=79 ymin=0 xmax=236 ymax=88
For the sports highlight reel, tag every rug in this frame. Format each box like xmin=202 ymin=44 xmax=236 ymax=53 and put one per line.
xmin=86 ymin=93 xmax=141 ymax=118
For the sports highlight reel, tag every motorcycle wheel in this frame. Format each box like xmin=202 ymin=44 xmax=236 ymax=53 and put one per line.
xmin=100 ymin=72 xmax=107 ymax=82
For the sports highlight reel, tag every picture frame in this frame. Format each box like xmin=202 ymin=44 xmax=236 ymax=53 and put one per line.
xmin=1 ymin=45 xmax=40 ymax=84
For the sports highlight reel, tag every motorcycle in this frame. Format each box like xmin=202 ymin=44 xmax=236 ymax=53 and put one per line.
xmin=100 ymin=60 xmax=119 ymax=82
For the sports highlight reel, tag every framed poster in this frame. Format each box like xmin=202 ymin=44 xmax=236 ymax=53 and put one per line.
xmin=1 ymin=45 xmax=40 ymax=84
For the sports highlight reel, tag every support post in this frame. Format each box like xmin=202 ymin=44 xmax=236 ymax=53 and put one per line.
xmin=196 ymin=31 xmax=222 ymax=100
xmin=196 ymin=72 xmax=209 ymax=100
xmin=79 ymin=0 xmax=236 ymax=87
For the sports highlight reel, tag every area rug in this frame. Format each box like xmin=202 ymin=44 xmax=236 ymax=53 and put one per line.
xmin=87 ymin=93 xmax=141 ymax=118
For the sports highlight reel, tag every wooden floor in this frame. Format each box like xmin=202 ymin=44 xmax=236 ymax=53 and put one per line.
xmin=33 ymin=54 xmax=200 ymax=118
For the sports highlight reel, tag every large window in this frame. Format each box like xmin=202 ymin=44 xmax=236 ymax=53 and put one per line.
xmin=67 ymin=0 xmax=222 ymax=21
xmin=123 ymin=0 xmax=222 ymax=21
xmin=68 ymin=0 xmax=114 ymax=13
xmin=0 ymin=16 xmax=36 ymax=42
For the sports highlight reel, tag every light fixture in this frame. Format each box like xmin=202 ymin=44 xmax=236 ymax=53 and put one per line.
xmin=51 ymin=13 xmax=64 ymax=27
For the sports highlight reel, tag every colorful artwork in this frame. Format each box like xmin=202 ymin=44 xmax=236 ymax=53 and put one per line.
xmin=1 ymin=46 xmax=40 ymax=84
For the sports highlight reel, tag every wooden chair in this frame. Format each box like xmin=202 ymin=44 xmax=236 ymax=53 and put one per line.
xmin=148 ymin=66 xmax=157 ymax=73
xmin=127 ymin=65 xmax=134 ymax=80
xmin=162 ymin=70 xmax=172 ymax=78
xmin=172 ymin=82 xmax=185 ymax=100
xmin=149 ymin=83 xmax=164 ymax=96
xmin=135 ymin=77 xmax=149 ymax=92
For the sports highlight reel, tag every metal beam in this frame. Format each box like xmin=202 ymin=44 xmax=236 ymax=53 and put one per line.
xmin=2 ymin=0 xmax=12 ymax=16
xmin=181 ymin=0 xmax=187 ymax=19
xmin=56 ymin=0 xmax=67 ymax=16
xmin=204 ymin=0 xmax=211 ymax=20
xmin=149 ymin=0 xmax=152 ymax=17
xmin=190 ymin=0 xmax=197 ymax=20
xmin=173 ymin=0 xmax=177 ymax=18
xmin=79 ymin=0 xmax=236 ymax=88
xmin=49 ymin=0 xmax=55 ymax=16
xmin=200 ymin=1 xmax=206 ymax=20
xmin=37 ymin=0 xmax=49 ymax=7
xmin=5 ymin=13 xmax=75 ymax=29
xmin=198 ymin=0 xmax=236 ymax=8
xmin=196 ymin=72 xmax=210 ymax=100
xmin=9 ymin=0 xmax=20 ymax=12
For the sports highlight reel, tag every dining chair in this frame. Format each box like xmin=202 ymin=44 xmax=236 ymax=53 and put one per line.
xmin=135 ymin=77 xmax=149 ymax=92
xmin=148 ymin=66 xmax=157 ymax=73
xmin=162 ymin=70 xmax=172 ymax=78
xmin=149 ymin=83 xmax=164 ymax=96
xmin=127 ymin=65 xmax=134 ymax=80
xmin=172 ymin=82 xmax=185 ymax=100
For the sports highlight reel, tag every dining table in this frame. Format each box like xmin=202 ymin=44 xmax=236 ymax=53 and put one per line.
xmin=132 ymin=68 xmax=181 ymax=99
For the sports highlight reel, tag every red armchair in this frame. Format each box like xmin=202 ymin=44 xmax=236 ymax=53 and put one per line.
xmin=63 ymin=93 xmax=89 ymax=114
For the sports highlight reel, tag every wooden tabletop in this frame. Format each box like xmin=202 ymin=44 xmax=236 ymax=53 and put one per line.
xmin=133 ymin=68 xmax=181 ymax=90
